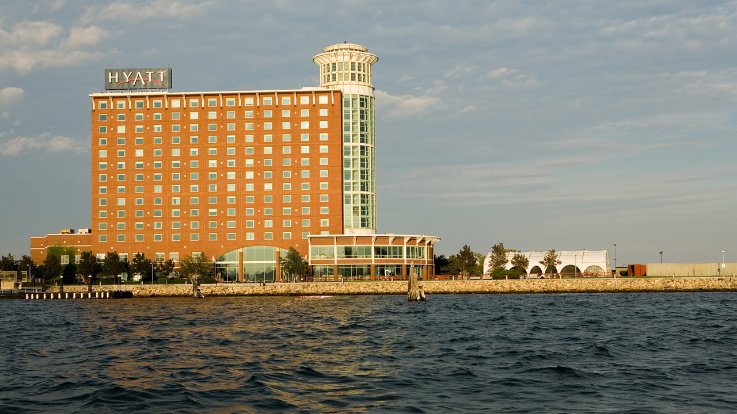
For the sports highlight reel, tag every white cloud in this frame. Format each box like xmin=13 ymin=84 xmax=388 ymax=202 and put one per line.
xmin=0 ymin=87 xmax=24 ymax=107
xmin=375 ymin=89 xmax=441 ymax=117
xmin=64 ymin=25 xmax=107 ymax=49
xmin=0 ymin=133 xmax=86 ymax=156
xmin=0 ymin=20 xmax=107 ymax=73
xmin=487 ymin=67 xmax=538 ymax=87
xmin=82 ymin=0 xmax=209 ymax=22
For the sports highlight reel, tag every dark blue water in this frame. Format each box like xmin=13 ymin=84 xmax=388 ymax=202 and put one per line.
xmin=1 ymin=293 xmax=736 ymax=413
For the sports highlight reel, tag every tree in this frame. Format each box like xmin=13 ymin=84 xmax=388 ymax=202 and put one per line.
xmin=488 ymin=243 xmax=509 ymax=273
xmin=18 ymin=255 xmax=37 ymax=279
xmin=540 ymin=249 xmax=562 ymax=276
xmin=0 ymin=253 xmax=16 ymax=271
xmin=434 ymin=255 xmax=451 ymax=275
xmin=131 ymin=253 xmax=153 ymax=283
xmin=179 ymin=253 xmax=212 ymax=283
xmin=77 ymin=251 xmax=102 ymax=282
xmin=102 ymin=252 xmax=124 ymax=281
xmin=510 ymin=253 xmax=530 ymax=272
xmin=457 ymin=245 xmax=478 ymax=277
xmin=62 ymin=263 xmax=77 ymax=285
xmin=156 ymin=259 xmax=176 ymax=279
xmin=280 ymin=247 xmax=308 ymax=282
xmin=43 ymin=254 xmax=62 ymax=283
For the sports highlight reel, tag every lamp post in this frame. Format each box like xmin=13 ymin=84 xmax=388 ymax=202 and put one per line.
xmin=614 ymin=243 xmax=617 ymax=271
xmin=151 ymin=262 xmax=155 ymax=285
xmin=659 ymin=251 xmax=663 ymax=264
xmin=722 ymin=250 xmax=726 ymax=269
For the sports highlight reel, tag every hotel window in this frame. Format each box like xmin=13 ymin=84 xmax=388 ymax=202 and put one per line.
xmin=245 ymin=159 xmax=254 ymax=167
xmin=135 ymin=186 xmax=144 ymax=193
xmin=263 ymin=171 xmax=272 ymax=179
xmin=283 ymin=171 xmax=291 ymax=179
xmin=320 ymin=207 xmax=329 ymax=214
xmin=190 ymin=99 xmax=199 ymax=107
xmin=153 ymin=113 xmax=162 ymax=121
xmin=209 ymin=160 xmax=217 ymax=167
xmin=264 ymin=134 xmax=273 ymax=142
xmin=116 ymin=137 xmax=125 ymax=145
xmin=226 ymin=111 xmax=235 ymax=119
xmin=190 ymin=148 xmax=198 ymax=156
xmin=301 ymin=170 xmax=310 ymax=178
xmin=246 ymin=232 xmax=254 ymax=240
xmin=172 ymin=185 xmax=181 ymax=193
xmin=282 ymin=158 xmax=291 ymax=166
xmin=282 ymin=134 xmax=291 ymax=142
xmin=191 ymin=160 xmax=199 ymax=168
xmin=264 ymin=220 xmax=273 ymax=228
xmin=190 ymin=196 xmax=199 ymax=204
xmin=117 ymin=210 xmax=125 ymax=218
xmin=190 ymin=124 xmax=198 ymax=131
xmin=283 ymin=219 xmax=291 ymax=228
xmin=208 ymin=184 xmax=217 ymax=192
xmin=227 ymin=196 xmax=236 ymax=204
xmin=282 ymin=109 xmax=291 ymax=117
xmin=99 ymin=162 xmax=107 ymax=170
xmin=190 ymin=172 xmax=199 ymax=180
xmin=320 ymin=182 xmax=328 ymax=190
xmin=283 ymin=208 xmax=291 ymax=215
xmin=282 ymin=97 xmax=291 ymax=105
xmin=302 ymin=206 xmax=310 ymax=214
xmin=209 ymin=233 xmax=217 ymax=241
xmin=300 ymin=109 xmax=309 ymax=117
xmin=116 ymin=101 xmax=125 ymax=109
xmin=99 ymin=126 xmax=107 ymax=133
xmin=190 ymin=233 xmax=199 ymax=241
xmin=208 ymin=111 xmax=217 ymax=119
xmin=283 ymin=183 xmax=291 ymax=191
xmin=283 ymin=195 xmax=291 ymax=203
xmin=208 ymin=196 xmax=217 ymax=204
xmin=171 ymin=148 xmax=180 ymax=157
xmin=116 ymin=197 xmax=125 ymax=206
xmin=319 ymin=95 xmax=328 ymax=104
xmin=227 ymin=171 xmax=236 ymax=180
xmin=301 ymin=146 xmax=309 ymax=154
xmin=99 ymin=114 xmax=107 ymax=121
xmin=227 ymin=147 xmax=235 ymax=155
xmin=172 ymin=112 xmax=180 ymax=120
xmin=208 ymin=98 xmax=217 ymax=107
xmin=172 ymin=234 xmax=181 ymax=241
xmin=319 ymin=121 xmax=328 ymax=129
xmin=245 ymin=123 xmax=254 ymax=130
xmin=172 ymin=221 xmax=180 ymax=230
xmin=117 ymin=186 xmax=126 ymax=194
xmin=99 ymin=222 xmax=107 ymax=230
xmin=135 ymin=114 xmax=143 ymax=121
xmin=135 ymin=149 xmax=143 ymax=157
xmin=99 ymin=102 xmax=108 ymax=109
xmin=301 ymin=195 xmax=310 ymax=203
xmin=227 ymin=221 xmax=236 ymax=228
xmin=153 ymin=149 xmax=162 ymax=157
xmin=154 ymin=234 xmax=162 ymax=242
xmin=264 ymin=195 xmax=273 ymax=203
xmin=319 ymin=109 xmax=328 ymax=117
xmin=117 ymin=235 xmax=125 ymax=242
xmin=172 ymin=209 xmax=181 ymax=217
xmin=208 ymin=148 xmax=217 ymax=156
xmin=244 ymin=97 xmax=254 ymax=106
xmin=171 ymin=125 xmax=180 ymax=132
xmin=300 ymin=96 xmax=309 ymax=105
xmin=153 ymin=100 xmax=162 ymax=108
xmin=282 ymin=122 xmax=290 ymax=130
xmin=302 ymin=219 xmax=310 ymax=227
xmin=301 ymin=183 xmax=310 ymax=191
xmin=283 ymin=232 xmax=292 ymax=240
xmin=99 ymin=174 xmax=107 ymax=182
xmin=172 ymin=173 xmax=180 ymax=180
xmin=99 ymin=210 xmax=107 ymax=218
xmin=117 ymin=162 xmax=126 ymax=169
xmin=226 ymin=98 xmax=235 ymax=106
xmin=301 ymin=134 xmax=309 ymax=142
xmin=264 ymin=159 xmax=272 ymax=166
xmin=227 ymin=233 xmax=236 ymax=241
xmin=153 ymin=173 xmax=162 ymax=181
xmin=191 ymin=221 xmax=199 ymax=229
xmin=99 ymin=138 xmax=107 ymax=145
xmin=227 ymin=184 xmax=236 ymax=192
xmin=245 ymin=208 xmax=254 ymax=216
xmin=190 ymin=111 xmax=199 ymax=120
xmin=319 ymin=145 xmax=328 ymax=153
xmin=191 ymin=208 xmax=199 ymax=216
xmin=154 ymin=195 xmax=162 ymax=203
xmin=300 ymin=121 xmax=309 ymax=129
xmin=99 ymin=150 xmax=107 ymax=158
xmin=282 ymin=146 xmax=291 ymax=154
xmin=227 ymin=135 xmax=235 ymax=143
xmin=135 ymin=234 xmax=144 ymax=242
xmin=245 ymin=196 xmax=254 ymax=204
xmin=245 ymin=134 xmax=254 ymax=142
xmin=227 ymin=208 xmax=236 ymax=216
xmin=208 ymin=209 xmax=217 ymax=216
xmin=135 ymin=198 xmax=143 ymax=205
xmin=153 ymin=125 xmax=162 ymax=133
xmin=320 ymin=194 xmax=329 ymax=202
xmin=264 ymin=122 xmax=272 ymax=130
xmin=227 ymin=160 xmax=235 ymax=167
xmin=208 ymin=123 xmax=217 ymax=131
xmin=246 ymin=220 xmax=254 ymax=228
xmin=320 ymin=219 xmax=329 ymax=227
xmin=246 ymin=171 xmax=255 ymax=179
xmin=135 ymin=222 xmax=144 ymax=230
xmin=208 ymin=135 xmax=217 ymax=144
xmin=263 ymin=97 xmax=272 ymax=105
xmin=263 ymin=147 xmax=272 ymax=155
xmin=264 ymin=208 xmax=273 ymax=215
xmin=264 ymin=232 xmax=273 ymax=240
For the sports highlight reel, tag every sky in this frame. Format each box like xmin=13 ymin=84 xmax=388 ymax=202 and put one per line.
xmin=1 ymin=0 xmax=737 ymax=265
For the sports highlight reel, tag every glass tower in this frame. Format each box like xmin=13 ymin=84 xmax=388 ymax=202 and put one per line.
xmin=313 ymin=43 xmax=379 ymax=235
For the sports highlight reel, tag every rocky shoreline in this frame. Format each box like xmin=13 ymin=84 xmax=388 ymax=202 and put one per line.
xmin=47 ymin=277 xmax=737 ymax=297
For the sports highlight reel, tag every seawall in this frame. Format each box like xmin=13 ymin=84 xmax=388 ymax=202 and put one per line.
xmin=48 ymin=277 xmax=737 ymax=297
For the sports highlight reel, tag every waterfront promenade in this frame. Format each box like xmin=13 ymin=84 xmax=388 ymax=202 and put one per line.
xmin=46 ymin=277 xmax=737 ymax=297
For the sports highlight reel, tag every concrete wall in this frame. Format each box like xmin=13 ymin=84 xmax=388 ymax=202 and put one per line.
xmin=50 ymin=277 xmax=737 ymax=297
xmin=646 ymin=263 xmax=737 ymax=277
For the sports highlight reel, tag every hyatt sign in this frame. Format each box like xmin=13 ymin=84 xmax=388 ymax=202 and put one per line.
xmin=105 ymin=68 xmax=172 ymax=90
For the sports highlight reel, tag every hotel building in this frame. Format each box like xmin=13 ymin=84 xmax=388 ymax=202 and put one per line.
xmin=31 ymin=43 xmax=439 ymax=282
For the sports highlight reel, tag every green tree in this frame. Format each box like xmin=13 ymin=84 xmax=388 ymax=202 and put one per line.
xmin=47 ymin=246 xmax=78 ymax=267
xmin=457 ymin=245 xmax=478 ymax=277
xmin=510 ymin=253 xmax=530 ymax=273
xmin=77 ymin=251 xmax=102 ymax=282
xmin=434 ymin=254 xmax=451 ymax=275
xmin=280 ymin=247 xmax=308 ymax=282
xmin=488 ymin=243 xmax=509 ymax=273
xmin=18 ymin=255 xmax=37 ymax=279
xmin=179 ymin=253 xmax=212 ymax=283
xmin=156 ymin=259 xmax=176 ymax=280
xmin=0 ymin=253 xmax=16 ymax=271
xmin=102 ymin=252 xmax=125 ymax=281
xmin=42 ymin=254 xmax=62 ymax=283
xmin=62 ymin=263 xmax=77 ymax=285
xmin=131 ymin=253 xmax=153 ymax=283
xmin=540 ymin=249 xmax=562 ymax=276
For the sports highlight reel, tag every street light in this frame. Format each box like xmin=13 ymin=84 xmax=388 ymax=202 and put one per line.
xmin=722 ymin=250 xmax=726 ymax=269
xmin=151 ymin=262 xmax=155 ymax=285
xmin=614 ymin=243 xmax=617 ymax=271
xmin=659 ymin=251 xmax=663 ymax=264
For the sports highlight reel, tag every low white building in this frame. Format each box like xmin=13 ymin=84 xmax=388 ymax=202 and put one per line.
xmin=483 ymin=250 xmax=610 ymax=277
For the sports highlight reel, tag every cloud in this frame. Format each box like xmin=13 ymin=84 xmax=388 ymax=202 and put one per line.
xmin=0 ymin=133 xmax=86 ymax=156
xmin=0 ymin=87 xmax=24 ymax=107
xmin=81 ymin=0 xmax=209 ymax=22
xmin=487 ymin=67 xmax=538 ymax=87
xmin=0 ymin=21 xmax=107 ymax=73
xmin=375 ymin=89 xmax=441 ymax=117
